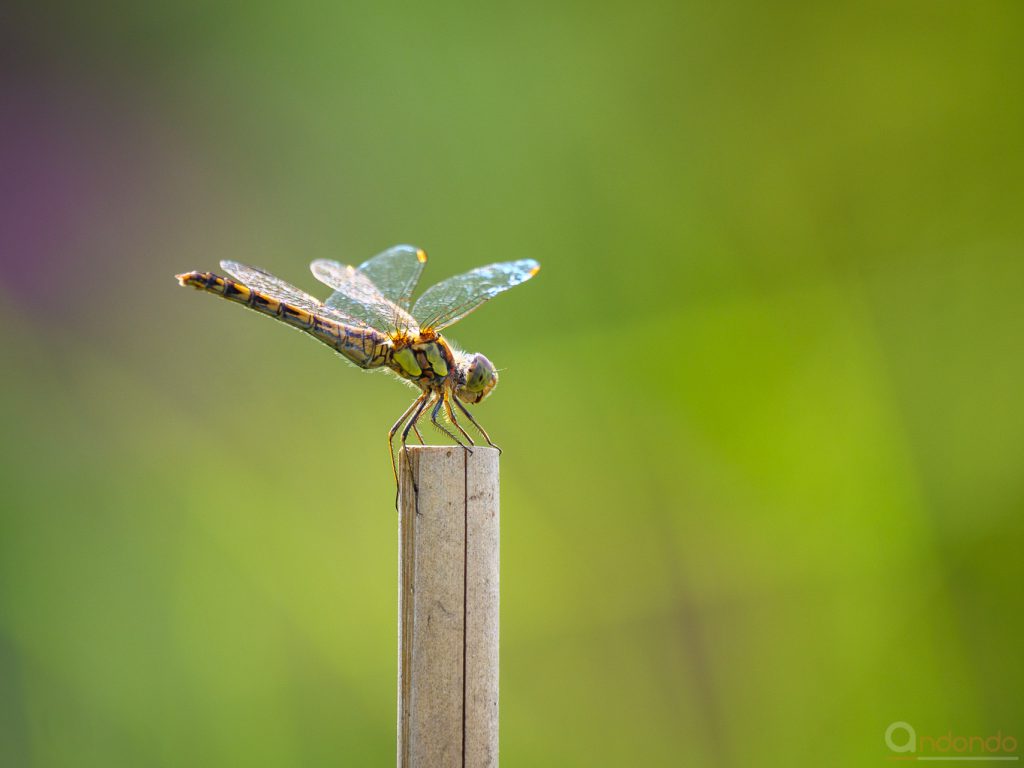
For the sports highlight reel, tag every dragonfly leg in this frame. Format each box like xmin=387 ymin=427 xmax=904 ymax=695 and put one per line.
xmin=401 ymin=394 xmax=432 ymax=446
xmin=430 ymin=393 xmax=472 ymax=451
xmin=451 ymin=395 xmax=502 ymax=454
xmin=443 ymin=392 xmax=476 ymax=446
xmin=393 ymin=393 xmax=433 ymax=509
xmin=412 ymin=423 xmax=426 ymax=445
xmin=389 ymin=391 xmax=429 ymax=486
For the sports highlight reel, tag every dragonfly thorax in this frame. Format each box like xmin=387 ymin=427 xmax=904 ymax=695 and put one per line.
xmin=388 ymin=336 xmax=457 ymax=386
xmin=386 ymin=336 xmax=497 ymax=403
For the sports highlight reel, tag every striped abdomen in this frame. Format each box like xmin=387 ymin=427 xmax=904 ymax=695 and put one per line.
xmin=176 ymin=271 xmax=390 ymax=369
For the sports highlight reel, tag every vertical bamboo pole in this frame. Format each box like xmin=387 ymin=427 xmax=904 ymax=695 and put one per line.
xmin=398 ymin=446 xmax=500 ymax=768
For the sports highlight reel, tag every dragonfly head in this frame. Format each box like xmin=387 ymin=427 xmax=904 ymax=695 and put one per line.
xmin=455 ymin=352 xmax=498 ymax=404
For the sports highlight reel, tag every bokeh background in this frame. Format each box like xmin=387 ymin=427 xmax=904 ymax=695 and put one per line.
xmin=2 ymin=2 xmax=1022 ymax=766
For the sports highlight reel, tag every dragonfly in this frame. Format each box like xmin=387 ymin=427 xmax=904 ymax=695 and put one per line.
xmin=176 ymin=245 xmax=540 ymax=481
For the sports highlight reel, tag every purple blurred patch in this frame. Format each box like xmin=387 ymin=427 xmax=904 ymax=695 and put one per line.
xmin=0 ymin=72 xmax=166 ymax=318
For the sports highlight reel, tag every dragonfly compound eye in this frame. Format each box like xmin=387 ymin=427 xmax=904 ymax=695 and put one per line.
xmin=458 ymin=353 xmax=498 ymax=404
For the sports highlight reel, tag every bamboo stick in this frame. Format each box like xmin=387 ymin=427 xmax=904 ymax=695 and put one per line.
xmin=398 ymin=446 xmax=500 ymax=768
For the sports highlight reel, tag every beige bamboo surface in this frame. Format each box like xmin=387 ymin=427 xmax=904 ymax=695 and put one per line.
xmin=398 ymin=446 xmax=500 ymax=768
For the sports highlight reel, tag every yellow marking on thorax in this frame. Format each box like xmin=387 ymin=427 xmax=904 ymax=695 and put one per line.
xmin=423 ymin=343 xmax=449 ymax=376
xmin=393 ymin=347 xmax=422 ymax=377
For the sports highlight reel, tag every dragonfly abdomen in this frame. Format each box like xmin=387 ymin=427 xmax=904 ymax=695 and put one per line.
xmin=312 ymin=319 xmax=390 ymax=369
xmin=176 ymin=271 xmax=389 ymax=369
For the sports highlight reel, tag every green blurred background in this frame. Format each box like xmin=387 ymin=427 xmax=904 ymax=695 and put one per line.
xmin=1 ymin=2 xmax=1022 ymax=766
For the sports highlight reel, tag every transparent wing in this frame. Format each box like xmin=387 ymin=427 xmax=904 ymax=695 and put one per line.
xmin=310 ymin=258 xmax=419 ymax=335
xmin=413 ymin=259 xmax=540 ymax=331
xmin=220 ymin=260 xmax=360 ymax=325
xmin=353 ymin=245 xmax=427 ymax=310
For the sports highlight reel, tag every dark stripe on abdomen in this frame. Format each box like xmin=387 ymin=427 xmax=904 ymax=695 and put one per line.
xmin=176 ymin=270 xmax=389 ymax=368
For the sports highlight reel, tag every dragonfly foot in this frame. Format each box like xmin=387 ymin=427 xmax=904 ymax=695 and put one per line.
xmin=430 ymin=394 xmax=472 ymax=450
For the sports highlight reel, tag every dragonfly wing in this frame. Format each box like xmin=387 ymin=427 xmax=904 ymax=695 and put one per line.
xmin=355 ymin=245 xmax=428 ymax=311
xmin=220 ymin=260 xmax=361 ymax=325
xmin=413 ymin=259 xmax=540 ymax=331
xmin=311 ymin=258 xmax=419 ymax=335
